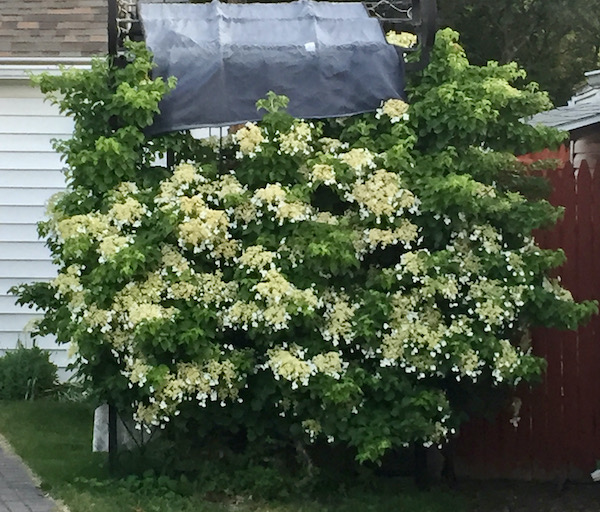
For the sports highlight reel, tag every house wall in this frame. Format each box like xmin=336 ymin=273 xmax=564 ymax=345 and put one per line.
xmin=0 ymin=79 xmax=71 ymax=376
xmin=570 ymin=125 xmax=600 ymax=170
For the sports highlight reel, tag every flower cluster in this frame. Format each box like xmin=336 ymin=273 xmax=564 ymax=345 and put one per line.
xmin=278 ymin=121 xmax=314 ymax=156
xmin=386 ymin=30 xmax=418 ymax=48
xmin=350 ymin=170 xmax=419 ymax=221
xmin=376 ymin=99 xmax=410 ymax=123
xmin=234 ymin=122 xmax=264 ymax=156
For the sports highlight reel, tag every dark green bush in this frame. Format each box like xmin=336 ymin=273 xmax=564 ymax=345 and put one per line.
xmin=0 ymin=345 xmax=58 ymax=400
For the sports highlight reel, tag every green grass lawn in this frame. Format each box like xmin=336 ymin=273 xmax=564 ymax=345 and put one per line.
xmin=0 ymin=400 xmax=467 ymax=512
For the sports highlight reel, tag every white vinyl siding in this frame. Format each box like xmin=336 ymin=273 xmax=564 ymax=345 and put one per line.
xmin=0 ymin=80 xmax=70 ymax=375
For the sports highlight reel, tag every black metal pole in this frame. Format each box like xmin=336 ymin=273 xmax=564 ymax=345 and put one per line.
xmin=107 ymin=1 xmax=119 ymax=474
xmin=167 ymin=149 xmax=175 ymax=171
xmin=108 ymin=0 xmax=118 ymax=57
xmin=108 ymin=403 xmax=118 ymax=473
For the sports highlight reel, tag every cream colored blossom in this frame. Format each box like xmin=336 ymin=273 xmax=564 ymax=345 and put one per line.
xmin=176 ymin=362 xmax=212 ymax=396
xmin=435 ymin=275 xmax=460 ymax=300
xmin=339 ymin=148 xmax=376 ymax=173
xmin=114 ymin=181 xmax=140 ymax=196
xmin=492 ymin=340 xmax=520 ymax=382
xmin=267 ymin=347 xmax=313 ymax=387
xmin=112 ymin=272 xmax=166 ymax=316
xmin=380 ymin=329 xmax=407 ymax=363
xmin=213 ymin=239 xmax=241 ymax=260
xmin=128 ymin=303 xmax=176 ymax=326
xmin=196 ymin=271 xmax=237 ymax=305
xmin=177 ymin=208 xmax=229 ymax=249
xmin=238 ymin=245 xmax=276 ymax=270
xmin=233 ymin=202 xmax=258 ymax=225
xmin=127 ymin=358 xmax=152 ymax=387
xmin=235 ymin=122 xmax=264 ymax=155
xmin=109 ymin=329 xmax=132 ymax=350
xmin=319 ymin=137 xmax=346 ymax=154
xmin=351 ymin=170 xmax=416 ymax=219
xmin=310 ymin=163 xmax=336 ymax=185
xmin=377 ymin=99 xmax=410 ymax=123
xmin=263 ymin=304 xmax=291 ymax=329
xmin=83 ymin=304 xmax=112 ymax=330
xmin=313 ymin=211 xmax=339 ymax=225
xmin=321 ymin=292 xmax=358 ymax=346
xmin=386 ymin=30 xmax=417 ymax=48
xmin=134 ymin=402 xmax=160 ymax=427
xmin=459 ymin=349 xmax=481 ymax=377
xmin=56 ymin=213 xmax=114 ymax=241
xmin=222 ymin=300 xmax=261 ymax=330
xmin=179 ymin=194 xmax=205 ymax=216
xmin=214 ymin=174 xmax=246 ymax=199
xmin=275 ymin=201 xmax=311 ymax=223
xmin=383 ymin=99 xmax=409 ymax=117
xmin=313 ymin=351 xmax=344 ymax=377
xmin=171 ymin=163 xmax=200 ymax=186
xmin=253 ymin=183 xmax=287 ymax=205
xmin=52 ymin=265 xmax=84 ymax=296
xmin=363 ymin=220 xmax=419 ymax=251
xmin=388 ymin=291 xmax=419 ymax=326
xmin=253 ymin=269 xmax=293 ymax=304
xmin=472 ymin=182 xmax=497 ymax=199
xmin=167 ymin=281 xmax=197 ymax=300
xmin=542 ymin=277 xmax=574 ymax=302
xmin=398 ymin=251 xmax=429 ymax=276
xmin=108 ymin=197 xmax=147 ymax=228
xmin=279 ymin=122 xmax=313 ymax=156
xmin=155 ymin=180 xmax=179 ymax=210
xmin=161 ymin=245 xmax=191 ymax=275
xmin=469 ymin=279 xmax=508 ymax=325
xmin=468 ymin=224 xmax=502 ymax=253
xmin=98 ymin=234 xmax=130 ymax=261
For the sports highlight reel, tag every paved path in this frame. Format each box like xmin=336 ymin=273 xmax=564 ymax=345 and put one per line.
xmin=0 ymin=443 xmax=57 ymax=512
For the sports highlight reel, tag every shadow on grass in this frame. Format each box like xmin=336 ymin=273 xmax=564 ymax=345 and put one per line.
xmin=0 ymin=400 xmax=466 ymax=512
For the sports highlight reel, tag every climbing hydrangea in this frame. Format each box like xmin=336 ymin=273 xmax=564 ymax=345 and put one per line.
xmin=16 ymin=33 xmax=596 ymax=465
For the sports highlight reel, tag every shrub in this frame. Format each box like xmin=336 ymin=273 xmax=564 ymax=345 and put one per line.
xmin=0 ymin=345 xmax=58 ymax=400
xmin=14 ymin=31 xmax=596 ymax=467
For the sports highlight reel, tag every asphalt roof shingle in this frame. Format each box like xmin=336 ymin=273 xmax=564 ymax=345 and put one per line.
xmin=528 ymin=103 xmax=600 ymax=132
xmin=0 ymin=0 xmax=107 ymax=58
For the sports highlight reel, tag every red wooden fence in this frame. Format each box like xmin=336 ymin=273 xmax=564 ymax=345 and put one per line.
xmin=456 ymin=160 xmax=600 ymax=480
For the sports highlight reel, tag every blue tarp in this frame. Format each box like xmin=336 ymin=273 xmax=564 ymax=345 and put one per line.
xmin=140 ymin=0 xmax=405 ymax=134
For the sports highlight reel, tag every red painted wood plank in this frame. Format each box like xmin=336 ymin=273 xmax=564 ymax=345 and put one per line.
xmin=527 ymin=167 xmax=563 ymax=476
xmin=589 ymin=162 xmax=600 ymax=462
xmin=541 ymin=166 xmax=569 ymax=473
xmin=575 ymin=161 xmax=600 ymax=470
xmin=559 ymin=163 xmax=582 ymax=471
xmin=529 ymin=327 xmax=550 ymax=475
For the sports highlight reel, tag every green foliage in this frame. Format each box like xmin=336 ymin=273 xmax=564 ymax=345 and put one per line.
xmin=439 ymin=0 xmax=600 ymax=104
xmin=0 ymin=345 xmax=58 ymax=400
xmin=14 ymin=29 xmax=596 ymax=475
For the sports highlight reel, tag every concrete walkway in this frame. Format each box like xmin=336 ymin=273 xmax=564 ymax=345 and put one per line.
xmin=0 ymin=443 xmax=57 ymax=512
